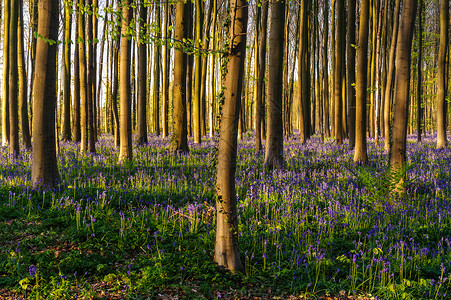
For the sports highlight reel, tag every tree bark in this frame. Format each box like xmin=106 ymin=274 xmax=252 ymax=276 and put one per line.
xmin=2 ymin=0 xmax=10 ymax=147
xmin=264 ymin=0 xmax=285 ymax=169
xmin=18 ymin=0 xmax=31 ymax=149
xmin=73 ymin=1 xmax=81 ymax=142
xmin=436 ymin=0 xmax=449 ymax=149
xmin=170 ymin=0 xmax=190 ymax=153
xmin=32 ymin=0 xmax=60 ymax=188
xmin=334 ymin=0 xmax=345 ymax=145
xmin=162 ymin=0 xmax=171 ymax=137
xmin=347 ymin=0 xmax=357 ymax=149
xmin=354 ymin=0 xmax=370 ymax=163
xmin=118 ymin=0 xmax=133 ymax=162
xmin=193 ymin=0 xmax=203 ymax=144
xmin=416 ymin=0 xmax=423 ymax=142
xmin=298 ymin=0 xmax=311 ymax=143
xmin=8 ymin=0 xmax=19 ymax=156
xmin=137 ymin=0 xmax=148 ymax=145
xmin=215 ymin=0 xmax=248 ymax=273
xmin=87 ymin=0 xmax=96 ymax=153
xmin=383 ymin=0 xmax=400 ymax=151
xmin=153 ymin=2 xmax=161 ymax=136
xmin=61 ymin=0 xmax=72 ymax=141
xmin=78 ymin=0 xmax=88 ymax=152
xmin=390 ymin=0 xmax=417 ymax=195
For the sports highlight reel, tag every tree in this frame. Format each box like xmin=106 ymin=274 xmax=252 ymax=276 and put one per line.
xmin=18 ymin=0 xmax=31 ymax=149
xmin=162 ymin=0 xmax=171 ymax=137
xmin=153 ymin=2 xmax=161 ymax=136
xmin=32 ymin=0 xmax=60 ymax=188
xmin=347 ymin=0 xmax=357 ymax=149
xmin=264 ymin=0 xmax=285 ymax=169
xmin=436 ymin=0 xmax=448 ymax=149
xmin=334 ymin=0 xmax=345 ymax=145
xmin=215 ymin=0 xmax=248 ymax=273
xmin=354 ymin=0 xmax=370 ymax=163
xmin=62 ymin=0 xmax=72 ymax=142
xmin=255 ymin=0 xmax=268 ymax=152
xmin=383 ymin=0 xmax=401 ymax=151
xmin=390 ymin=0 xmax=417 ymax=195
xmin=193 ymin=0 xmax=204 ymax=144
xmin=73 ymin=2 xmax=81 ymax=142
xmin=8 ymin=0 xmax=19 ymax=156
xmin=137 ymin=0 xmax=148 ymax=145
xmin=118 ymin=0 xmax=133 ymax=162
xmin=416 ymin=0 xmax=423 ymax=142
xmin=2 ymin=0 xmax=10 ymax=147
xmin=87 ymin=0 xmax=96 ymax=153
xmin=170 ymin=0 xmax=190 ymax=153
xmin=298 ymin=0 xmax=311 ymax=143
xmin=78 ymin=0 xmax=88 ymax=152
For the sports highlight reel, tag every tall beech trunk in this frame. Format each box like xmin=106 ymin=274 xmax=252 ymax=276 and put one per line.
xmin=87 ymin=0 xmax=96 ymax=153
xmin=62 ymin=0 xmax=72 ymax=141
xmin=298 ymin=0 xmax=311 ymax=143
xmin=390 ymin=0 xmax=417 ymax=195
xmin=215 ymin=0 xmax=248 ymax=273
xmin=137 ymin=0 xmax=148 ymax=145
xmin=2 ymin=0 xmax=10 ymax=147
xmin=255 ymin=0 xmax=268 ymax=152
xmin=170 ymin=0 xmax=190 ymax=153
xmin=436 ymin=0 xmax=449 ymax=149
xmin=32 ymin=0 xmax=60 ymax=188
xmin=162 ymin=0 xmax=171 ymax=137
xmin=8 ymin=0 xmax=19 ymax=156
xmin=264 ymin=0 xmax=285 ymax=169
xmin=416 ymin=0 xmax=423 ymax=142
xmin=193 ymin=0 xmax=203 ymax=144
xmin=334 ymin=0 xmax=345 ymax=145
xmin=73 ymin=7 xmax=81 ymax=142
xmin=78 ymin=0 xmax=88 ymax=152
xmin=354 ymin=0 xmax=370 ymax=163
xmin=383 ymin=0 xmax=400 ymax=151
xmin=112 ymin=38 xmax=120 ymax=147
xmin=18 ymin=1 xmax=31 ymax=149
xmin=347 ymin=0 xmax=357 ymax=149
xmin=323 ymin=1 xmax=330 ymax=138
xmin=118 ymin=0 xmax=133 ymax=162
xmin=153 ymin=2 xmax=161 ymax=136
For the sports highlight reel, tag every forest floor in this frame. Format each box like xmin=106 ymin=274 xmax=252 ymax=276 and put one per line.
xmin=0 ymin=133 xmax=450 ymax=299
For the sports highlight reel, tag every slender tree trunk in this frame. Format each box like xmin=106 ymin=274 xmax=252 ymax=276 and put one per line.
xmin=255 ymin=0 xmax=268 ymax=152
xmin=416 ymin=0 xmax=423 ymax=142
xmin=323 ymin=1 xmax=330 ymax=138
xmin=87 ymin=0 xmax=96 ymax=153
xmin=32 ymin=0 xmax=60 ymax=188
xmin=383 ymin=0 xmax=400 ymax=151
xmin=215 ymin=0 xmax=248 ymax=273
xmin=264 ymin=0 xmax=285 ymax=169
xmin=347 ymin=0 xmax=357 ymax=149
xmin=193 ymin=0 xmax=203 ymax=144
xmin=118 ymin=0 xmax=133 ymax=162
xmin=374 ymin=1 xmax=384 ymax=146
xmin=62 ymin=0 xmax=72 ymax=141
xmin=354 ymin=0 xmax=370 ymax=163
xmin=153 ymin=2 xmax=161 ymax=136
xmin=170 ymin=0 xmax=190 ymax=153
xmin=436 ymin=0 xmax=449 ymax=149
xmin=137 ymin=0 xmax=148 ymax=145
xmin=162 ymin=0 xmax=171 ymax=137
xmin=73 ymin=4 xmax=81 ymax=142
xmin=112 ymin=38 xmax=120 ymax=147
xmin=18 ymin=1 xmax=31 ymax=149
xmin=8 ymin=0 xmax=19 ymax=156
xmin=334 ymin=0 xmax=345 ymax=145
xmin=298 ymin=0 xmax=311 ymax=143
xmin=2 ymin=0 xmax=10 ymax=147
xmin=390 ymin=0 xmax=417 ymax=195
xmin=78 ymin=0 xmax=88 ymax=152
xmin=28 ymin=0 xmax=38 ymax=136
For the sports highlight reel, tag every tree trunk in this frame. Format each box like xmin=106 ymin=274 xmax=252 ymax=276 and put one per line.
xmin=436 ymin=0 xmax=449 ymax=149
xmin=323 ymin=1 xmax=330 ymax=138
xmin=8 ymin=0 xmax=19 ymax=156
xmin=255 ymin=0 xmax=268 ymax=152
xmin=73 ymin=2 xmax=81 ymax=142
xmin=2 ymin=0 xmax=10 ymax=147
xmin=87 ymin=0 xmax=96 ymax=153
xmin=390 ymin=0 xmax=417 ymax=195
xmin=416 ymin=0 xmax=423 ymax=142
xmin=193 ymin=0 xmax=203 ymax=144
xmin=18 ymin=0 xmax=31 ymax=149
xmin=78 ymin=0 xmax=88 ymax=152
xmin=347 ymin=0 xmax=357 ymax=149
xmin=162 ymin=0 xmax=171 ymax=137
xmin=354 ymin=0 xmax=370 ymax=163
xmin=137 ymin=0 xmax=148 ymax=145
xmin=383 ymin=0 xmax=400 ymax=151
xmin=215 ymin=0 xmax=248 ymax=273
xmin=61 ymin=0 xmax=72 ymax=141
xmin=112 ymin=38 xmax=120 ymax=147
xmin=334 ymin=0 xmax=345 ymax=145
xmin=264 ymin=0 xmax=285 ymax=169
xmin=298 ymin=0 xmax=311 ymax=143
xmin=118 ymin=0 xmax=133 ymax=162
xmin=170 ymin=0 xmax=190 ymax=153
xmin=32 ymin=0 xmax=60 ymax=189
xmin=153 ymin=2 xmax=161 ymax=136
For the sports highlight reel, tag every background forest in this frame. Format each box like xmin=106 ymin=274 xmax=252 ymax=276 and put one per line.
xmin=0 ymin=0 xmax=451 ymax=299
